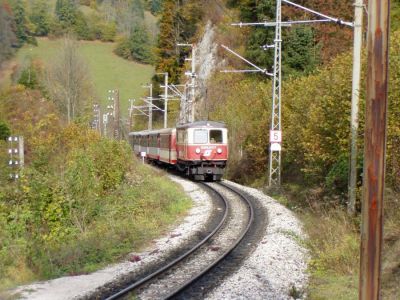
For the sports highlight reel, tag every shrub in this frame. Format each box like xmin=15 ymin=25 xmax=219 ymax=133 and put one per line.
xmin=0 ymin=121 xmax=10 ymax=141
xmin=114 ymin=25 xmax=153 ymax=64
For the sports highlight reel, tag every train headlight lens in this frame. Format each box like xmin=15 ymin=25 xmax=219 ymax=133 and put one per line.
xmin=217 ymin=148 xmax=222 ymax=154
xmin=195 ymin=148 xmax=201 ymax=154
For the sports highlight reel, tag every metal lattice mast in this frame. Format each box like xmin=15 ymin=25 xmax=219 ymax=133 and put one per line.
xmin=269 ymin=0 xmax=282 ymax=186
xmin=148 ymin=84 xmax=153 ymax=130
xmin=177 ymin=43 xmax=196 ymax=124
xmin=164 ymin=73 xmax=169 ymax=128
xmin=190 ymin=45 xmax=196 ymax=123
xmin=179 ymin=84 xmax=187 ymax=124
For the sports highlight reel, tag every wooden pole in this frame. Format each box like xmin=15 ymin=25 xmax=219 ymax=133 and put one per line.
xmin=18 ymin=136 xmax=24 ymax=168
xmin=113 ymin=89 xmax=120 ymax=139
xmin=359 ymin=0 xmax=390 ymax=299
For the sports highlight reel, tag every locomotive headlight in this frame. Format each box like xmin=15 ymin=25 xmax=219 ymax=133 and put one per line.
xmin=195 ymin=148 xmax=201 ymax=154
xmin=217 ymin=148 xmax=222 ymax=154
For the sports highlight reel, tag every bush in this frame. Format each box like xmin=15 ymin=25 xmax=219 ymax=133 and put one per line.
xmin=73 ymin=11 xmax=92 ymax=40
xmin=114 ymin=25 xmax=153 ymax=64
xmin=0 ymin=121 xmax=10 ymax=141
xmin=98 ymin=22 xmax=116 ymax=42
xmin=0 ymin=117 xmax=192 ymax=287
xmin=114 ymin=37 xmax=131 ymax=60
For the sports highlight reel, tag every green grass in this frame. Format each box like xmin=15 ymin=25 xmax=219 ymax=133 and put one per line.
xmin=17 ymin=38 xmax=154 ymax=117
xmin=270 ymin=184 xmax=400 ymax=299
xmin=308 ymin=273 xmax=358 ymax=300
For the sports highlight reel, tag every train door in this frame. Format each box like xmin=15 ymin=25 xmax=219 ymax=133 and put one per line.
xmin=157 ymin=134 xmax=161 ymax=160
xmin=168 ymin=133 xmax=171 ymax=163
xmin=184 ymin=130 xmax=188 ymax=160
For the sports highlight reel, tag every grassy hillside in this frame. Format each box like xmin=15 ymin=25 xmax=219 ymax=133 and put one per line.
xmin=17 ymin=38 xmax=154 ymax=117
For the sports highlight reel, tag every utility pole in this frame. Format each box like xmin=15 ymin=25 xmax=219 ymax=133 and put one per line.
xmin=178 ymin=43 xmax=196 ymax=123
xmin=148 ymin=84 xmax=153 ymax=130
xmin=269 ymin=0 xmax=283 ymax=186
xmin=177 ymin=83 xmax=188 ymax=125
xmin=163 ymin=73 xmax=169 ymax=128
xmin=18 ymin=136 xmax=24 ymax=169
xmin=102 ymin=114 xmax=107 ymax=137
xmin=359 ymin=0 xmax=390 ymax=298
xmin=92 ymin=103 xmax=101 ymax=135
xmin=160 ymin=83 xmax=187 ymax=125
xmin=157 ymin=72 xmax=170 ymax=128
xmin=111 ymin=89 xmax=120 ymax=140
xmin=107 ymin=90 xmax=115 ymax=139
xmin=142 ymin=84 xmax=153 ymax=130
xmin=97 ymin=105 xmax=102 ymax=135
xmin=7 ymin=136 xmax=24 ymax=180
xmin=128 ymin=98 xmax=134 ymax=131
xmin=190 ymin=44 xmax=196 ymax=122
xmin=348 ymin=0 xmax=364 ymax=215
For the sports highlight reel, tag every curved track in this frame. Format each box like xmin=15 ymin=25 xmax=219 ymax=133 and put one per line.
xmin=104 ymin=181 xmax=255 ymax=300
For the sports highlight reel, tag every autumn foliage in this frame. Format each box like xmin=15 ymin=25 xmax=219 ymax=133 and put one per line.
xmin=208 ymin=30 xmax=400 ymax=197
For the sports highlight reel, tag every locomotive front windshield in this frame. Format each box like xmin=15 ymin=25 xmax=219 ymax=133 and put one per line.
xmin=193 ymin=129 xmax=224 ymax=144
xmin=194 ymin=129 xmax=208 ymax=144
xmin=210 ymin=130 xmax=223 ymax=143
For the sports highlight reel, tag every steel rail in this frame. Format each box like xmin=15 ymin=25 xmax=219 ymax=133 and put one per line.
xmin=163 ymin=181 xmax=255 ymax=299
xmin=105 ymin=183 xmax=228 ymax=300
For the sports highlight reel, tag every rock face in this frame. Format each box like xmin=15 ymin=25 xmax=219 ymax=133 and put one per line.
xmin=193 ymin=21 xmax=219 ymax=120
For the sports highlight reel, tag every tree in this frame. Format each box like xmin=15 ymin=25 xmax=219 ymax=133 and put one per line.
xmin=46 ymin=36 xmax=93 ymax=123
xmin=18 ymin=63 xmax=39 ymax=89
xmin=149 ymin=0 xmax=162 ymax=14
xmin=10 ymin=0 xmax=36 ymax=46
xmin=155 ymin=0 xmax=203 ymax=82
xmin=55 ymin=0 xmax=78 ymax=28
xmin=0 ymin=1 xmax=17 ymax=64
xmin=231 ymin=0 xmax=321 ymax=76
xmin=73 ymin=10 xmax=91 ymax=39
xmin=111 ymin=0 xmax=144 ymax=36
xmin=132 ymin=0 xmax=144 ymax=21
xmin=282 ymin=26 xmax=320 ymax=76
xmin=29 ymin=0 xmax=51 ymax=36
xmin=0 ymin=120 xmax=11 ymax=141
xmin=115 ymin=24 xmax=152 ymax=63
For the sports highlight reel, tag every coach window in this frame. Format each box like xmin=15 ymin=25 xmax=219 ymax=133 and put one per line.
xmin=194 ymin=129 xmax=208 ymax=144
xmin=210 ymin=130 xmax=223 ymax=143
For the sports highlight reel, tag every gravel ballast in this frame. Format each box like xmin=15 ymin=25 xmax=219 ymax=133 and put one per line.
xmin=10 ymin=177 xmax=308 ymax=300
xmin=206 ymin=180 xmax=309 ymax=299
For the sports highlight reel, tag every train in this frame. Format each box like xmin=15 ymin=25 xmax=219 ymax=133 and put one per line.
xmin=129 ymin=121 xmax=228 ymax=181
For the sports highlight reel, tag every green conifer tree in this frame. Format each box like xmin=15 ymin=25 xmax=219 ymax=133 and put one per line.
xmin=150 ymin=0 xmax=162 ymax=14
xmin=156 ymin=0 xmax=180 ymax=82
xmin=283 ymin=26 xmax=320 ymax=76
xmin=55 ymin=0 xmax=77 ymax=28
xmin=29 ymin=0 xmax=50 ymax=36
xmin=10 ymin=0 xmax=35 ymax=46
xmin=129 ymin=25 xmax=152 ymax=63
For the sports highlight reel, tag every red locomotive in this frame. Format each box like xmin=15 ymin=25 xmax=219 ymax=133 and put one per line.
xmin=129 ymin=121 xmax=228 ymax=181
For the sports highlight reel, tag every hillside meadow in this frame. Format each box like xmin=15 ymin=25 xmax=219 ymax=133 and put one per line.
xmin=17 ymin=38 xmax=154 ymax=117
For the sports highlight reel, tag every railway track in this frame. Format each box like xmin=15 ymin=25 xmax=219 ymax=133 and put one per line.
xmin=104 ymin=181 xmax=256 ymax=300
